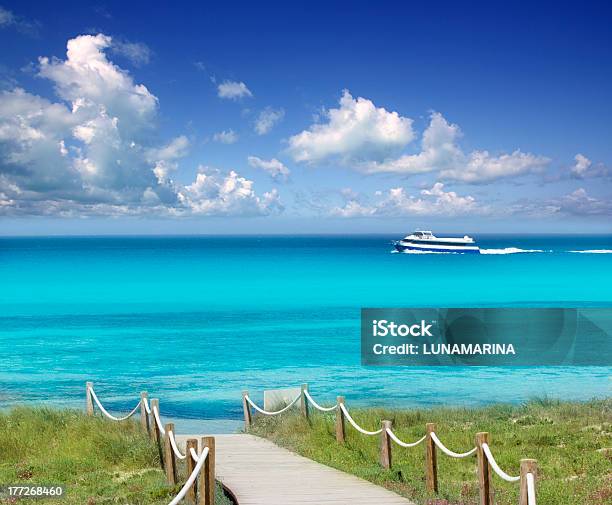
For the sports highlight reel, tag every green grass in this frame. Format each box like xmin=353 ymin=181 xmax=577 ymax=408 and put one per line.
xmin=0 ymin=407 xmax=232 ymax=505
xmin=250 ymin=398 xmax=612 ymax=505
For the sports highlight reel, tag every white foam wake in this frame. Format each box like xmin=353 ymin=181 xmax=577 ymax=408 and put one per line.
xmin=479 ymin=248 xmax=546 ymax=255
xmin=568 ymin=249 xmax=612 ymax=254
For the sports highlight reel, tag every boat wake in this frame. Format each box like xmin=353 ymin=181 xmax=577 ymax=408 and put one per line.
xmin=479 ymin=247 xmax=547 ymax=255
xmin=391 ymin=246 xmax=612 ymax=255
xmin=568 ymin=249 xmax=612 ymax=254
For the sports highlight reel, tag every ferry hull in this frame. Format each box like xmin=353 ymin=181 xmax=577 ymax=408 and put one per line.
xmin=394 ymin=242 xmax=480 ymax=254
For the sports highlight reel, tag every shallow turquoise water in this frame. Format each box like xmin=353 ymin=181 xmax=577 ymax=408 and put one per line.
xmin=0 ymin=235 xmax=610 ymax=425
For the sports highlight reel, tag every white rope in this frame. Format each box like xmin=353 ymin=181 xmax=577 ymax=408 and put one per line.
xmin=89 ymin=388 xmax=141 ymax=422
xmin=152 ymin=405 xmax=166 ymax=436
xmin=143 ymin=397 xmax=151 ymax=415
xmin=481 ymin=443 xmax=520 ymax=482
xmin=304 ymin=391 xmax=339 ymax=412
xmin=168 ymin=430 xmax=187 ymax=460
xmin=386 ymin=428 xmax=426 ymax=448
xmin=189 ymin=447 xmax=200 ymax=462
xmin=167 ymin=447 xmax=209 ymax=505
xmin=526 ymin=472 xmax=536 ymax=505
xmin=339 ymin=404 xmax=382 ymax=436
xmin=430 ymin=432 xmax=477 ymax=458
xmin=245 ymin=394 xmax=301 ymax=415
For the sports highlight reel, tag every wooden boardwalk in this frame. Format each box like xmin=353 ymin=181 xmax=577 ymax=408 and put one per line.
xmin=177 ymin=433 xmax=414 ymax=505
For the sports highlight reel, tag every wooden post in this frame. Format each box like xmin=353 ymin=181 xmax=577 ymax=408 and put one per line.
xmin=140 ymin=391 xmax=149 ymax=433
xmin=425 ymin=423 xmax=438 ymax=493
xmin=242 ymin=390 xmax=252 ymax=430
xmin=380 ymin=420 xmax=392 ymax=469
xmin=86 ymin=382 xmax=93 ymax=416
xmin=300 ymin=383 xmax=309 ymax=420
xmin=163 ymin=423 xmax=178 ymax=485
xmin=150 ymin=399 xmax=164 ymax=469
xmin=519 ymin=459 xmax=537 ymax=505
xmin=199 ymin=436 xmax=215 ymax=505
xmin=185 ymin=439 xmax=198 ymax=504
xmin=476 ymin=432 xmax=493 ymax=505
xmin=335 ymin=396 xmax=346 ymax=444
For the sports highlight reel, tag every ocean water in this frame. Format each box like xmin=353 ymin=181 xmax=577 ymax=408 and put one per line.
xmin=0 ymin=235 xmax=610 ymax=431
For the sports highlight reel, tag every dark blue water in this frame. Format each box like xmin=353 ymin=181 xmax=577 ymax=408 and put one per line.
xmin=0 ymin=235 xmax=610 ymax=427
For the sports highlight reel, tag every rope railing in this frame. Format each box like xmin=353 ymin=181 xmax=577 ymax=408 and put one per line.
xmin=85 ymin=382 xmax=216 ymax=505
xmin=168 ymin=430 xmax=187 ymax=460
xmin=386 ymin=428 xmax=426 ymax=448
xmin=244 ymin=393 xmax=301 ymax=415
xmin=167 ymin=447 xmax=209 ymax=505
xmin=430 ymin=432 xmax=477 ymax=458
xmin=526 ymin=472 xmax=537 ymax=505
xmin=87 ymin=380 xmax=537 ymax=505
xmin=142 ymin=396 xmax=151 ymax=414
xmin=88 ymin=386 xmax=141 ymax=421
xmin=339 ymin=403 xmax=383 ymax=436
xmin=304 ymin=390 xmax=338 ymax=412
xmin=152 ymin=405 xmax=166 ymax=436
xmin=242 ymin=383 xmax=538 ymax=505
xmin=481 ymin=442 xmax=520 ymax=482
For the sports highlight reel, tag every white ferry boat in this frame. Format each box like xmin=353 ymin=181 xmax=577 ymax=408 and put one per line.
xmin=394 ymin=230 xmax=480 ymax=254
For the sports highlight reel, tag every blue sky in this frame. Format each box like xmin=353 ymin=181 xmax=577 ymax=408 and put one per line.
xmin=0 ymin=0 xmax=611 ymax=234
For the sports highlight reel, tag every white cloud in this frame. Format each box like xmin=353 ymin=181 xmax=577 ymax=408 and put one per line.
xmin=331 ymin=182 xmax=484 ymax=217
xmin=217 ymin=80 xmax=252 ymax=100
xmin=0 ymin=34 xmax=279 ymax=217
xmin=110 ymin=38 xmax=152 ymax=66
xmin=213 ymin=129 xmax=238 ymax=144
xmin=0 ymin=6 xmax=38 ymax=35
xmin=569 ymin=153 xmax=609 ymax=179
xmin=364 ymin=111 xmax=549 ymax=182
xmin=330 ymin=200 xmax=376 ymax=217
xmin=254 ymin=107 xmax=284 ymax=135
xmin=0 ymin=6 xmax=14 ymax=26
xmin=178 ymin=167 xmax=282 ymax=216
xmin=555 ymin=188 xmax=612 ymax=216
xmin=289 ymin=94 xmax=550 ymax=183
xmin=362 ymin=112 xmax=462 ymax=174
xmin=247 ymin=156 xmax=290 ymax=182
xmin=441 ymin=149 xmax=550 ymax=183
xmin=287 ymin=90 xmax=414 ymax=163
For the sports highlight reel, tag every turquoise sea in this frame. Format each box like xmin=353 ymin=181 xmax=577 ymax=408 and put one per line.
xmin=0 ymin=235 xmax=610 ymax=430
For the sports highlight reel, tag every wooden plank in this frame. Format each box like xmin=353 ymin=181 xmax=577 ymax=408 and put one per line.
xmin=176 ymin=434 xmax=413 ymax=505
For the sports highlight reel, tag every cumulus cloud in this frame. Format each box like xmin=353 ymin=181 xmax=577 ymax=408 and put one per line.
xmin=364 ymin=112 xmax=549 ymax=182
xmin=217 ymin=80 xmax=252 ymax=100
xmin=569 ymin=153 xmax=609 ymax=179
xmin=555 ymin=188 xmax=612 ymax=216
xmin=213 ymin=129 xmax=238 ymax=144
xmin=254 ymin=107 xmax=284 ymax=135
xmin=287 ymin=90 xmax=414 ymax=163
xmin=441 ymin=149 xmax=550 ymax=183
xmin=331 ymin=182 xmax=484 ymax=217
xmin=363 ymin=112 xmax=462 ymax=174
xmin=247 ymin=156 xmax=290 ymax=182
xmin=289 ymin=93 xmax=550 ymax=183
xmin=0 ymin=34 xmax=278 ymax=217
xmin=178 ymin=167 xmax=282 ymax=216
xmin=110 ymin=38 xmax=152 ymax=66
